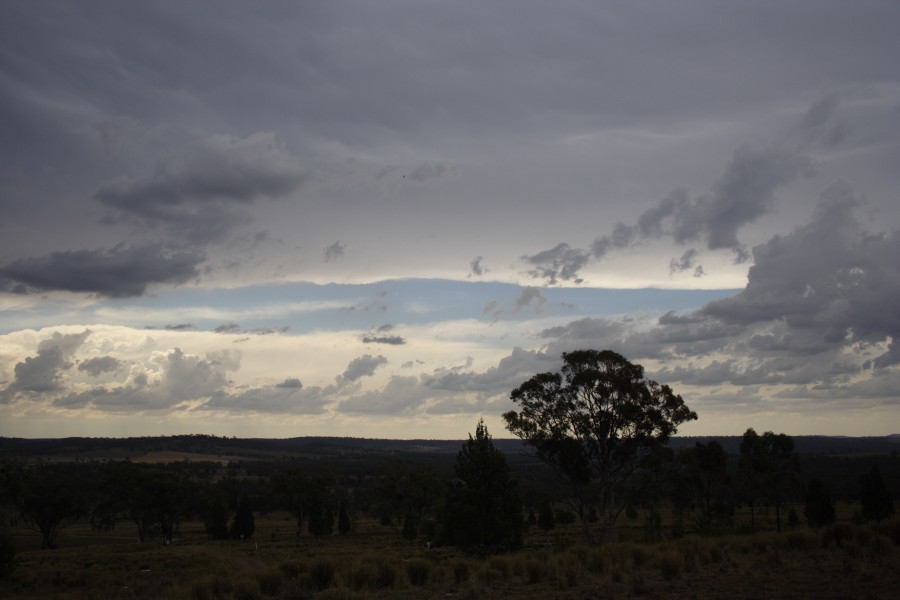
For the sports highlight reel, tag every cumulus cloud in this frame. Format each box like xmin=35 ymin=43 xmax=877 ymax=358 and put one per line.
xmin=1 ymin=331 xmax=90 ymax=402
xmin=340 ymin=354 xmax=388 ymax=382
xmin=0 ymin=243 xmax=204 ymax=297
xmin=54 ymin=347 xmax=237 ymax=412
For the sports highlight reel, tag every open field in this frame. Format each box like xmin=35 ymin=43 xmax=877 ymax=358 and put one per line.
xmin=3 ymin=511 xmax=899 ymax=600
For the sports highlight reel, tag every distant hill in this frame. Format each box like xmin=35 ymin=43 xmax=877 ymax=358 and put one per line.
xmin=1 ymin=433 xmax=898 ymax=462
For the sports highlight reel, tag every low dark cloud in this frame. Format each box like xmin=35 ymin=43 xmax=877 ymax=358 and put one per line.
xmin=95 ymin=133 xmax=309 ymax=244
xmin=593 ymin=145 xmax=814 ymax=260
xmin=469 ymin=256 xmax=486 ymax=277
xmin=341 ymin=354 xmax=388 ymax=382
xmin=77 ymin=356 xmax=122 ymax=377
xmin=522 ymin=243 xmax=589 ymax=285
xmin=324 ymin=241 xmax=346 ymax=262
xmin=362 ymin=334 xmax=406 ymax=345
xmin=214 ymin=322 xmax=241 ymax=334
xmin=0 ymin=243 xmax=204 ymax=297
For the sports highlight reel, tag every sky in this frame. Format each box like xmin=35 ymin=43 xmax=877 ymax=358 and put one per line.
xmin=1 ymin=1 xmax=899 ymax=440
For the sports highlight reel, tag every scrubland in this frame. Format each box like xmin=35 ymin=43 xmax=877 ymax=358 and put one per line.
xmin=2 ymin=508 xmax=898 ymax=599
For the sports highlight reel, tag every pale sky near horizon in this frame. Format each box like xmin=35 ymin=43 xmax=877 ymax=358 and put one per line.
xmin=1 ymin=1 xmax=899 ymax=439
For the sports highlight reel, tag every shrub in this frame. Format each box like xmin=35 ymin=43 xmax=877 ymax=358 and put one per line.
xmin=524 ymin=559 xmax=546 ymax=583
xmin=232 ymin=576 xmax=263 ymax=600
xmin=278 ymin=560 xmax=305 ymax=580
xmin=452 ymin=559 xmax=471 ymax=584
xmin=657 ymin=550 xmax=683 ymax=580
xmin=487 ymin=556 xmax=510 ymax=580
xmin=786 ymin=531 xmax=817 ymax=552
xmin=310 ymin=560 xmax=336 ymax=591
xmin=821 ymin=523 xmax=854 ymax=548
xmin=551 ymin=554 xmax=581 ymax=589
xmin=350 ymin=560 xmax=396 ymax=591
xmin=406 ymin=559 xmax=431 ymax=586
xmin=252 ymin=568 xmax=282 ymax=597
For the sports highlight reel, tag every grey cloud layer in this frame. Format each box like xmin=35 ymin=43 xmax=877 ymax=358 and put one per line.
xmin=0 ymin=244 xmax=203 ymax=297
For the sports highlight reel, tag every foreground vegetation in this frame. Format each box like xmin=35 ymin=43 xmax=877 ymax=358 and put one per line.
xmin=2 ymin=509 xmax=899 ymax=599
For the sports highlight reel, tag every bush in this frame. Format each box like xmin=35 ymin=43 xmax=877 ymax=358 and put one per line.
xmin=406 ymin=559 xmax=431 ymax=586
xmin=252 ymin=568 xmax=282 ymax=596
xmin=524 ymin=558 xmax=546 ymax=583
xmin=657 ymin=550 xmax=683 ymax=580
xmin=310 ymin=560 xmax=336 ymax=591
xmin=350 ymin=560 xmax=396 ymax=591
xmin=452 ymin=559 xmax=472 ymax=584
xmin=278 ymin=560 xmax=305 ymax=580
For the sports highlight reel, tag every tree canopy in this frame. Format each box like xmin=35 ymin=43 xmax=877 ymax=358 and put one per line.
xmin=503 ymin=349 xmax=696 ymax=540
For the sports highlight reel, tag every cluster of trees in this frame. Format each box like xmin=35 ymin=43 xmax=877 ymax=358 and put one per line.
xmin=0 ymin=349 xmax=896 ymax=567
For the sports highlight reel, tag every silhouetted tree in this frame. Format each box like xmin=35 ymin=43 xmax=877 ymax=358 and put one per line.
xmin=380 ymin=460 xmax=443 ymax=540
xmin=804 ymin=479 xmax=836 ymax=527
xmin=860 ymin=466 xmax=894 ymax=522
xmin=440 ymin=419 xmax=524 ymax=553
xmin=338 ymin=500 xmax=351 ymax=535
xmin=504 ymin=350 xmax=696 ymax=541
xmin=200 ymin=489 xmax=230 ymax=540
xmin=16 ymin=463 xmax=92 ymax=549
xmin=230 ymin=494 xmax=255 ymax=539
xmin=537 ymin=500 xmax=555 ymax=531
xmin=739 ymin=429 xmax=800 ymax=532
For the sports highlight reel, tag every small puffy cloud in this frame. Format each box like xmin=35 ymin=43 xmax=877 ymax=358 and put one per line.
xmin=340 ymin=354 xmax=388 ymax=382
xmin=324 ymin=241 xmax=346 ymax=262
xmin=214 ymin=322 xmax=241 ymax=334
xmin=362 ymin=324 xmax=406 ymax=345
xmin=522 ymin=243 xmax=589 ymax=285
xmin=164 ymin=323 xmax=195 ymax=331
xmin=469 ymin=256 xmax=487 ymax=277
xmin=77 ymin=356 xmax=122 ymax=377
xmin=514 ymin=286 xmax=547 ymax=314
xmin=0 ymin=244 xmax=204 ymax=298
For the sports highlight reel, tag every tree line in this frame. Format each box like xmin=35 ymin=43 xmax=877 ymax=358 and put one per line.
xmin=1 ymin=350 xmax=895 ymax=570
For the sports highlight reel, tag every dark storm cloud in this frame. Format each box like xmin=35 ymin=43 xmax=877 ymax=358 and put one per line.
xmin=0 ymin=243 xmax=203 ymax=297
xmin=700 ymin=181 xmax=900 ymax=348
xmin=536 ymin=181 xmax=900 ymax=398
xmin=527 ymin=141 xmax=813 ymax=285
xmin=593 ymin=145 xmax=814 ymax=260
xmin=95 ymin=133 xmax=309 ymax=244
xmin=77 ymin=356 xmax=122 ymax=377
xmin=1 ymin=331 xmax=90 ymax=403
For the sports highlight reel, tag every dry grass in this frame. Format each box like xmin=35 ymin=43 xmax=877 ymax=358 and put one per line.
xmin=2 ymin=514 xmax=899 ymax=599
